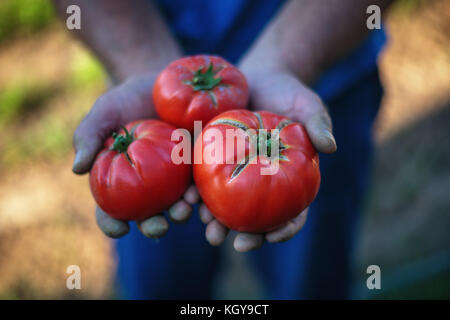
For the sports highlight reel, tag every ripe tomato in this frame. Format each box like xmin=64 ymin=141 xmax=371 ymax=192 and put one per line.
xmin=193 ymin=110 xmax=320 ymax=233
xmin=153 ymin=55 xmax=249 ymax=133
xmin=89 ymin=120 xmax=191 ymax=221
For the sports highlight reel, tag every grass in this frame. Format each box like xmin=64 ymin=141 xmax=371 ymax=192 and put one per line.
xmin=0 ymin=0 xmax=55 ymax=44
xmin=0 ymin=116 xmax=71 ymax=169
xmin=0 ymin=82 xmax=57 ymax=125
xmin=0 ymin=30 xmax=105 ymax=172
xmin=0 ymin=80 xmax=69 ymax=170
xmin=68 ymin=49 xmax=106 ymax=89
xmin=390 ymin=0 xmax=427 ymax=15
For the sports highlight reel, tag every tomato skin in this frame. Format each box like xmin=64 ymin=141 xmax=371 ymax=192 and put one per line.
xmin=153 ymin=55 xmax=249 ymax=133
xmin=193 ymin=110 xmax=321 ymax=233
xmin=89 ymin=120 xmax=191 ymax=221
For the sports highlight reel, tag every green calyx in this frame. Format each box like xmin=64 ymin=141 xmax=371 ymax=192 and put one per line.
xmin=257 ymin=131 xmax=272 ymax=158
xmin=257 ymin=131 xmax=288 ymax=158
xmin=186 ymin=62 xmax=222 ymax=91
xmin=111 ymin=126 xmax=134 ymax=164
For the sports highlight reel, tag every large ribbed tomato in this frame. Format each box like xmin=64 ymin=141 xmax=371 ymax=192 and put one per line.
xmin=193 ymin=110 xmax=320 ymax=232
xmin=153 ymin=55 xmax=249 ymax=133
xmin=89 ymin=120 xmax=191 ymax=221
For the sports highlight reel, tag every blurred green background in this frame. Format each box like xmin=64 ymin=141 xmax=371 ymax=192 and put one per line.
xmin=0 ymin=0 xmax=449 ymax=299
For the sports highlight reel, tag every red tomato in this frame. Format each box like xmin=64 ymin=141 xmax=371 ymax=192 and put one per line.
xmin=89 ymin=120 xmax=191 ymax=221
xmin=153 ymin=55 xmax=249 ymax=133
xmin=193 ymin=110 xmax=320 ymax=233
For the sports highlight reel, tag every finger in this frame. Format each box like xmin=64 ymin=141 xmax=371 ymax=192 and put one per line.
xmin=168 ymin=200 xmax=192 ymax=223
xmin=95 ymin=206 xmax=130 ymax=238
xmin=137 ymin=215 xmax=169 ymax=238
xmin=72 ymin=97 xmax=120 ymax=174
xmin=199 ymin=203 xmax=214 ymax=224
xmin=184 ymin=185 xmax=200 ymax=204
xmin=205 ymin=220 xmax=229 ymax=246
xmin=265 ymin=209 xmax=309 ymax=243
xmin=290 ymin=90 xmax=336 ymax=154
xmin=233 ymin=233 xmax=264 ymax=252
xmin=304 ymin=111 xmax=337 ymax=154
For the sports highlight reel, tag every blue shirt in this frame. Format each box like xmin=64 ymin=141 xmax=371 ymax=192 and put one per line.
xmin=156 ymin=0 xmax=386 ymax=102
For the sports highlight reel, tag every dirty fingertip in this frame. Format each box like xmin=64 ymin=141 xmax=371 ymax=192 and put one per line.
xmin=234 ymin=233 xmax=264 ymax=252
xmin=138 ymin=215 xmax=169 ymax=238
xmin=205 ymin=220 xmax=228 ymax=246
xmin=184 ymin=185 xmax=200 ymax=204
xmin=199 ymin=204 xmax=214 ymax=224
xmin=95 ymin=207 xmax=129 ymax=238
xmin=169 ymin=200 xmax=192 ymax=223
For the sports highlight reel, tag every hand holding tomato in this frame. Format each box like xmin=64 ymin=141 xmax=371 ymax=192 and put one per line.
xmin=90 ymin=119 xmax=191 ymax=221
xmin=198 ymin=66 xmax=338 ymax=252
xmin=194 ymin=110 xmax=320 ymax=232
xmin=72 ymin=74 xmax=200 ymax=238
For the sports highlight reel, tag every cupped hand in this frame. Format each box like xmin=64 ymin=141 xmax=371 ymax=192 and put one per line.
xmin=200 ymin=68 xmax=337 ymax=252
xmin=73 ymin=74 xmax=200 ymax=238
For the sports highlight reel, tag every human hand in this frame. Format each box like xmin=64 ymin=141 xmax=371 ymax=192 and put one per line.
xmin=199 ymin=67 xmax=337 ymax=252
xmin=73 ymin=74 xmax=200 ymax=238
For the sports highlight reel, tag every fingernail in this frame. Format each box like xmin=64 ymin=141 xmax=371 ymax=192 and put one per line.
xmin=324 ymin=130 xmax=337 ymax=151
xmin=72 ymin=151 xmax=83 ymax=173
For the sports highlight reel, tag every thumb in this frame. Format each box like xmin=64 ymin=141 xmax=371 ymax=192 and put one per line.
xmin=72 ymin=98 xmax=120 ymax=174
xmin=304 ymin=111 xmax=337 ymax=154
xmin=282 ymin=79 xmax=337 ymax=154
xmin=72 ymin=132 xmax=103 ymax=174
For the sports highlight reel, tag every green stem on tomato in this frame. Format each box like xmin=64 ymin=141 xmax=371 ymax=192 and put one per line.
xmin=186 ymin=62 xmax=222 ymax=91
xmin=111 ymin=126 xmax=134 ymax=165
xmin=257 ymin=131 xmax=272 ymax=158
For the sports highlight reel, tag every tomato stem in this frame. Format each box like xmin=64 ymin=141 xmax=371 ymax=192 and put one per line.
xmin=257 ymin=131 xmax=287 ymax=158
xmin=111 ymin=126 xmax=134 ymax=164
xmin=186 ymin=62 xmax=222 ymax=91
xmin=257 ymin=131 xmax=273 ymax=158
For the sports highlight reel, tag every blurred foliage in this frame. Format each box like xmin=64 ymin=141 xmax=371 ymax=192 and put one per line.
xmin=0 ymin=63 xmax=105 ymax=171
xmin=390 ymin=0 xmax=427 ymax=15
xmin=68 ymin=49 xmax=106 ymax=89
xmin=0 ymin=82 xmax=56 ymax=125
xmin=0 ymin=0 xmax=55 ymax=44
xmin=0 ymin=11 xmax=106 ymax=171
xmin=1 ymin=113 xmax=72 ymax=169
xmin=0 ymin=80 xmax=67 ymax=170
xmin=373 ymin=270 xmax=450 ymax=299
